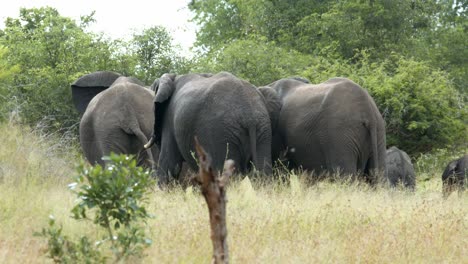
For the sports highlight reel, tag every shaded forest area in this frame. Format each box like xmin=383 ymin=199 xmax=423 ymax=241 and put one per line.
xmin=0 ymin=0 xmax=466 ymax=154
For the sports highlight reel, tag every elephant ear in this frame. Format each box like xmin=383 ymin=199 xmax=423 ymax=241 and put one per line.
xmin=71 ymin=71 xmax=121 ymax=114
xmin=258 ymin=86 xmax=282 ymax=131
xmin=151 ymin=73 xmax=176 ymax=146
xmin=150 ymin=78 xmax=160 ymax=92
xmin=154 ymin=73 xmax=176 ymax=103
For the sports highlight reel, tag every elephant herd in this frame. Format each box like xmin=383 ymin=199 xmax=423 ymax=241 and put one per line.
xmin=71 ymin=71 xmax=466 ymax=195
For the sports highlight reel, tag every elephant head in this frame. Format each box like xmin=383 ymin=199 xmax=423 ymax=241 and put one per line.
xmin=144 ymin=73 xmax=176 ymax=149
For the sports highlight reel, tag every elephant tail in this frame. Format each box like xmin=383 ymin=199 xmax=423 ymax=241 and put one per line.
xmin=368 ymin=118 xmax=382 ymax=185
xmin=249 ymin=126 xmax=258 ymax=170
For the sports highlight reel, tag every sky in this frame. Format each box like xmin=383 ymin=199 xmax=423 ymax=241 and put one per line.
xmin=0 ymin=0 xmax=197 ymax=54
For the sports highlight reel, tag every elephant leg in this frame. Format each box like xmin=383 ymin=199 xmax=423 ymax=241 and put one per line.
xmin=150 ymin=146 xmax=160 ymax=167
xmin=220 ymin=144 xmax=243 ymax=174
xmin=192 ymin=142 xmax=240 ymax=175
xmin=325 ymin=148 xmax=358 ymax=180
xmin=79 ymin=124 xmax=104 ymax=166
xmin=254 ymin=137 xmax=273 ymax=175
xmin=81 ymin=139 xmax=104 ymax=166
xmin=157 ymin=134 xmax=184 ymax=185
xmin=98 ymin=127 xmax=128 ymax=152
xmin=364 ymin=154 xmax=386 ymax=186
xmin=323 ymin=126 xmax=369 ymax=182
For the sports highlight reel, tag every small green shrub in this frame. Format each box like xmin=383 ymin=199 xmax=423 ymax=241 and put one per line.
xmin=36 ymin=153 xmax=155 ymax=262
xmin=36 ymin=216 xmax=105 ymax=263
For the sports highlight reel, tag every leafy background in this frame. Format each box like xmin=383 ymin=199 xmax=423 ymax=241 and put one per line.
xmin=0 ymin=1 xmax=467 ymax=154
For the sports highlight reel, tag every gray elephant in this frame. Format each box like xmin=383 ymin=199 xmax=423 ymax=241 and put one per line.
xmin=442 ymin=154 xmax=467 ymax=196
xmin=71 ymin=71 xmax=158 ymax=167
xmin=385 ymin=146 xmax=416 ymax=190
xmin=144 ymin=72 xmax=279 ymax=184
xmin=263 ymin=77 xmax=386 ymax=184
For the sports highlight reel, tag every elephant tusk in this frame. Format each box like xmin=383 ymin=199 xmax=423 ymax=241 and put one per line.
xmin=144 ymin=136 xmax=155 ymax=149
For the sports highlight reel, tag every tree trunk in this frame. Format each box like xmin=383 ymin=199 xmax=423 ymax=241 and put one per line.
xmin=194 ymin=137 xmax=233 ymax=264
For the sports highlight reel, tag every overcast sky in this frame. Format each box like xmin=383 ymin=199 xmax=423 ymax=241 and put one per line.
xmin=0 ymin=0 xmax=197 ymax=54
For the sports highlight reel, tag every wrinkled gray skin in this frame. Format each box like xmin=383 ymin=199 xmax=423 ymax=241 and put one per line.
xmin=442 ymin=154 xmax=467 ymax=196
xmin=146 ymin=72 xmax=279 ymax=184
xmin=264 ymin=77 xmax=386 ymax=184
xmin=386 ymin=146 xmax=416 ymax=190
xmin=71 ymin=71 xmax=158 ymax=167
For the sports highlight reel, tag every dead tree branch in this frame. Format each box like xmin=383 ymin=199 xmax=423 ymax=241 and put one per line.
xmin=194 ymin=137 xmax=234 ymax=264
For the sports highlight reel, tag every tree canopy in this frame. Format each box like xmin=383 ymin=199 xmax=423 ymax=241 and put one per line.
xmin=189 ymin=0 xmax=467 ymax=153
xmin=0 ymin=3 xmax=466 ymax=154
xmin=0 ymin=7 xmax=187 ymax=132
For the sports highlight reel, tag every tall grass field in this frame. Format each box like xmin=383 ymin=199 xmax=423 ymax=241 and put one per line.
xmin=0 ymin=122 xmax=466 ymax=263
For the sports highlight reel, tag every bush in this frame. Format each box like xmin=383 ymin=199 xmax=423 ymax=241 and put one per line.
xmin=0 ymin=46 xmax=20 ymax=121
xmin=37 ymin=153 xmax=155 ymax=262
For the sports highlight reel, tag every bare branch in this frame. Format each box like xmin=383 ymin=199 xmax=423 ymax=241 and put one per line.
xmin=194 ymin=137 xmax=232 ymax=264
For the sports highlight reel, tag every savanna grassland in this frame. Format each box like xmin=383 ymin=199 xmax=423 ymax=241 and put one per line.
xmin=0 ymin=122 xmax=466 ymax=263
xmin=1 ymin=2 xmax=467 ymax=263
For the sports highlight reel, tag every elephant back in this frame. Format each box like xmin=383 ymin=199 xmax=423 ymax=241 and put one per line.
xmin=113 ymin=76 xmax=146 ymax=87
xmin=71 ymin=71 xmax=122 ymax=114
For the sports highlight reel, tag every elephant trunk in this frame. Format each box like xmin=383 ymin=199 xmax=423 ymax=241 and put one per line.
xmin=144 ymin=135 xmax=156 ymax=149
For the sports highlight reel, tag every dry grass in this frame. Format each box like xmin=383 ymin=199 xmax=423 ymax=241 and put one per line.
xmin=0 ymin=122 xmax=466 ymax=263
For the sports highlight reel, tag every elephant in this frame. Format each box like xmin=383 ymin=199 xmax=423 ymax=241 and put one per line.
xmin=71 ymin=71 xmax=158 ymax=167
xmin=442 ymin=154 xmax=467 ymax=196
xmin=263 ymin=77 xmax=387 ymax=184
xmin=385 ymin=146 xmax=416 ymax=190
xmin=144 ymin=72 xmax=279 ymax=184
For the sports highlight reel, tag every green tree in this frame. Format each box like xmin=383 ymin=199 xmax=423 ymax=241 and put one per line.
xmin=0 ymin=46 xmax=20 ymax=120
xmin=0 ymin=7 xmax=117 ymax=132
xmin=189 ymin=0 xmax=467 ymax=154
xmin=0 ymin=46 xmax=19 ymax=81
xmin=130 ymin=26 xmax=174 ymax=84
xmin=415 ymin=0 xmax=467 ymax=92
xmin=189 ymin=0 xmax=244 ymax=52
xmin=194 ymin=37 xmax=311 ymax=85
xmin=190 ymin=0 xmax=439 ymax=59
xmin=293 ymin=0 xmax=437 ymax=60
xmin=127 ymin=26 xmax=194 ymax=84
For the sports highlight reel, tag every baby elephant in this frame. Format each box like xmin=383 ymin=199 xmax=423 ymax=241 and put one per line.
xmin=386 ymin=146 xmax=416 ymax=190
xmin=442 ymin=154 xmax=467 ymax=197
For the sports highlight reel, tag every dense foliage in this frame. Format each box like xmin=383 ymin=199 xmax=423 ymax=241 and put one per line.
xmin=0 ymin=2 xmax=466 ymax=154
xmin=0 ymin=7 xmax=188 ymax=132
xmin=190 ymin=0 xmax=467 ymax=153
